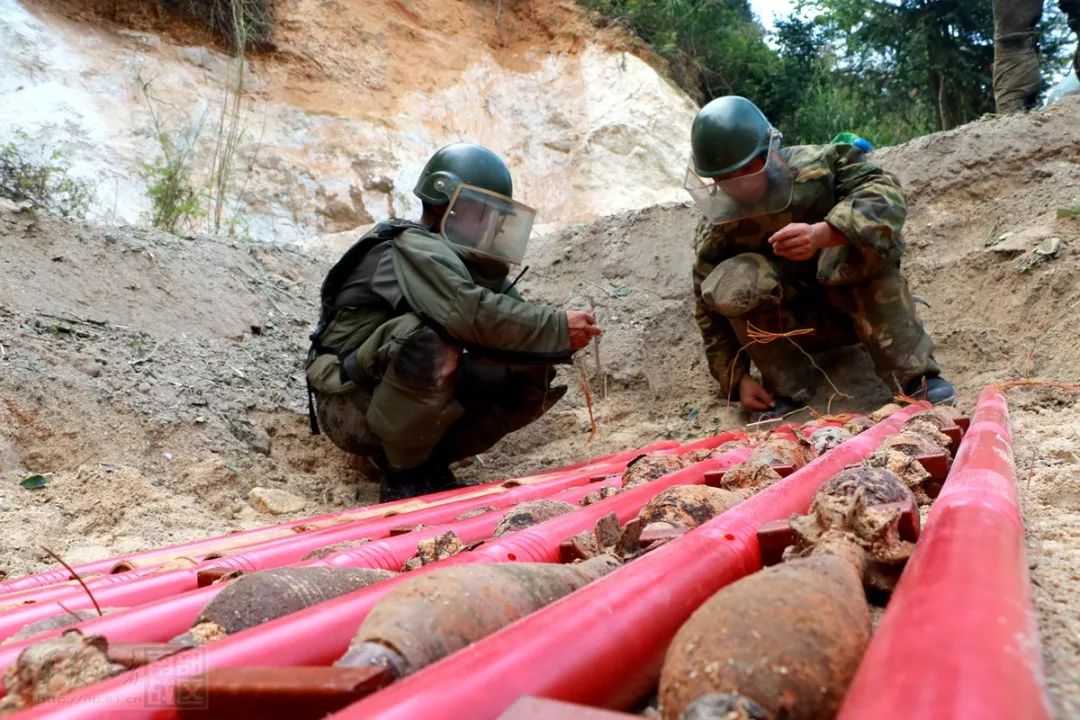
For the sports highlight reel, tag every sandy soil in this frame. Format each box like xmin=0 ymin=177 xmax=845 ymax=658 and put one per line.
xmin=0 ymin=82 xmax=1077 ymax=720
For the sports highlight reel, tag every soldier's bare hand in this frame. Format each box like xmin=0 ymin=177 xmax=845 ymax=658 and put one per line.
xmin=770 ymin=221 xmax=849 ymax=261
xmin=567 ymin=311 xmax=602 ymax=351
xmin=769 ymin=222 xmax=824 ymax=261
xmin=738 ymin=374 xmax=774 ymax=411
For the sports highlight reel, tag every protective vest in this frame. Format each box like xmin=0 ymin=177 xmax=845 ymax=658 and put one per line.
xmin=305 ymin=219 xmax=425 ymax=433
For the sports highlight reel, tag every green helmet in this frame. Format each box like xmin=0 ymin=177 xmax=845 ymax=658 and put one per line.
xmin=690 ymin=96 xmax=773 ymax=178
xmin=413 ymin=143 xmax=514 ymax=206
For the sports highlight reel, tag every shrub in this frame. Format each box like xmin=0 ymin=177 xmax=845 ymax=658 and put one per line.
xmin=0 ymin=134 xmax=94 ymax=219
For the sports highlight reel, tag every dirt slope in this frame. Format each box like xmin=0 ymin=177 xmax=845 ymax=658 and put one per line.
xmin=0 ymin=97 xmax=1078 ymax=714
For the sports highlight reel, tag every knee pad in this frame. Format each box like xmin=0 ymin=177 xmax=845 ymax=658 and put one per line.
xmin=701 ymin=252 xmax=781 ymax=317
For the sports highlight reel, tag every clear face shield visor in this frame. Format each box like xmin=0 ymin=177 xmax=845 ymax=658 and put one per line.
xmin=440 ymin=184 xmax=536 ymax=266
xmin=684 ymin=130 xmax=794 ymax=224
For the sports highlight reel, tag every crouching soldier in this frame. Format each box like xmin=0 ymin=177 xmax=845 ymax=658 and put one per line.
xmin=306 ymin=143 xmax=601 ymax=501
xmin=683 ymin=96 xmax=955 ymax=418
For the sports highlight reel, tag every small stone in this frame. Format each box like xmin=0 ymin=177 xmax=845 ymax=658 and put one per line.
xmin=248 ymin=487 xmax=306 ymax=515
xmin=869 ymin=403 xmax=902 ymax=422
xmin=79 ymin=363 xmax=102 ymax=378
xmin=229 ymin=419 xmax=271 ymax=456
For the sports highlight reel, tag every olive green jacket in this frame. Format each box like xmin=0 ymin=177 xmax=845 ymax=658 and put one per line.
xmin=308 ymin=225 xmax=571 ymax=394
xmin=391 ymin=229 xmax=570 ymax=361
xmin=692 ymin=143 xmax=909 ymax=395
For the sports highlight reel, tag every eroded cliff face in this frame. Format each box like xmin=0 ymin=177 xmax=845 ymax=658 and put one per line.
xmin=0 ymin=0 xmax=698 ymax=242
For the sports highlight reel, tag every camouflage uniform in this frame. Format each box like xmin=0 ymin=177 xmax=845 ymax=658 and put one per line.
xmin=307 ymin=223 xmax=571 ymax=469
xmin=693 ymin=143 xmax=940 ymax=402
xmin=993 ymin=0 xmax=1080 ymax=113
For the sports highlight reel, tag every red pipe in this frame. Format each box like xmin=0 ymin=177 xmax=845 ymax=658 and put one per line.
xmin=305 ymin=475 xmax=632 ymax=572
xmin=0 ymin=477 xmax=619 ymax=685
xmin=0 ymin=433 xmax=744 ymax=627
xmin=0 ymin=470 xmax=624 ymax=658
xmin=0 ymin=436 xmax=746 ymax=679
xmin=9 ymin=447 xmax=757 ymax=718
xmin=1 ymin=429 xmax=733 ymax=612
xmin=327 ymin=403 xmax=929 ymax=720
xmin=0 ymin=459 xmax=626 ymax=610
xmin=0 ymin=458 xmax=632 ymax=625
xmin=0 ymin=439 xmax=684 ymax=597
xmin=322 ymin=447 xmax=754 ymax=569
xmin=838 ymin=388 xmax=1050 ymax=720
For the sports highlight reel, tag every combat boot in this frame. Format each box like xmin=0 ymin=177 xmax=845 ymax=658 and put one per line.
xmin=379 ymin=460 xmax=456 ymax=503
xmin=903 ymin=374 xmax=956 ymax=406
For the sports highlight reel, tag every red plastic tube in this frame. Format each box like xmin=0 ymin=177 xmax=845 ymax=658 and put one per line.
xmin=0 ymin=439 xmax=746 ymax=680
xmin=9 ymin=448 xmax=757 ymax=718
xmin=0 ymin=458 xmax=634 ymax=629
xmin=0 ymin=439 xmax=685 ymax=597
xmin=321 ymin=447 xmax=754 ymax=569
xmin=0 ymin=473 xmax=621 ymax=661
xmin=838 ymin=388 xmax=1050 ymax=720
xmin=0 ymin=433 xmax=741 ymax=623
xmin=0 ymin=457 xmax=632 ymax=611
xmin=328 ymin=403 xmax=929 ymax=720
xmin=0 ymin=431 xmax=744 ymax=612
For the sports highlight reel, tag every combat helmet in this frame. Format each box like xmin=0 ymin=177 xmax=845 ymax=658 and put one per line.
xmin=684 ymin=96 xmax=793 ymax=223
xmin=413 ymin=143 xmax=535 ymax=266
xmin=690 ymin=96 xmax=773 ymax=178
xmin=413 ymin=143 xmax=514 ymax=205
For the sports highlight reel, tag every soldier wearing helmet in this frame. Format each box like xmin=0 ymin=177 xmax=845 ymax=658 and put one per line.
xmin=685 ymin=96 xmax=954 ymax=417
xmin=306 ymin=143 xmax=601 ymax=501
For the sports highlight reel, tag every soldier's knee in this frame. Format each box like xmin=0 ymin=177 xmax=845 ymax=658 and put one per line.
xmin=701 ymin=252 xmax=781 ymax=317
xmin=393 ymin=326 xmax=460 ymax=391
xmin=315 ymin=390 xmax=381 ymax=456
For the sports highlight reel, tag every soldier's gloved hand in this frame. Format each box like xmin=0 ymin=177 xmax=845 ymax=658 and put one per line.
xmin=769 ymin=221 xmax=844 ymax=261
xmin=567 ymin=310 xmax=602 ymax=351
xmin=738 ymin=374 xmax=774 ymax=411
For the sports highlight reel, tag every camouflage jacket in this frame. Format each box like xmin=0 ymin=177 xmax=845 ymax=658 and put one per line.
xmin=692 ymin=143 xmax=908 ymax=396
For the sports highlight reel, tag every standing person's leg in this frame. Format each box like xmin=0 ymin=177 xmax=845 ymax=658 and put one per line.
xmin=1059 ymin=0 xmax=1080 ymax=76
xmin=993 ymin=0 xmax=1045 ymax=112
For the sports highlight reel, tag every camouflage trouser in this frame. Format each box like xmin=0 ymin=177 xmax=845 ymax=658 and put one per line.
xmin=313 ymin=313 xmax=563 ymax=469
xmin=993 ymin=0 xmax=1080 ymax=113
xmin=1066 ymin=0 xmax=1080 ymax=70
xmin=703 ymin=253 xmax=940 ymax=400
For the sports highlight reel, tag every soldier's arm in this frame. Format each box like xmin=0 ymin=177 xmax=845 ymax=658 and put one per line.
xmin=391 ymin=230 xmax=572 ymax=363
xmin=823 ymin=144 xmax=908 ymax=259
xmin=692 ymin=220 xmax=749 ymax=398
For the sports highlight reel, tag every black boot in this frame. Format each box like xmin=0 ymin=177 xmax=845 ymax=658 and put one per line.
xmin=379 ymin=460 xmax=456 ymax=503
xmin=903 ymin=374 xmax=956 ymax=406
